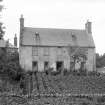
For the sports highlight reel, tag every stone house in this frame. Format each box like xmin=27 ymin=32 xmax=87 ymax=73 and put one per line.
xmin=19 ymin=15 xmax=96 ymax=72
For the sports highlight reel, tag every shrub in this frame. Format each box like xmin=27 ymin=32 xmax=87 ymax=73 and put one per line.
xmin=88 ymin=71 xmax=100 ymax=76
xmin=97 ymin=96 xmax=105 ymax=103
xmin=63 ymin=69 xmax=68 ymax=76
xmin=45 ymin=68 xmax=53 ymax=75
xmin=51 ymin=70 xmax=61 ymax=76
xmin=79 ymin=68 xmax=87 ymax=76
xmin=81 ymin=102 xmax=90 ymax=105
xmin=0 ymin=51 xmax=25 ymax=83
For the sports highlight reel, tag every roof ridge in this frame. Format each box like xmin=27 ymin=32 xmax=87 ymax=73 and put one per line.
xmin=21 ymin=27 xmax=95 ymax=47
xmin=24 ymin=27 xmax=85 ymax=31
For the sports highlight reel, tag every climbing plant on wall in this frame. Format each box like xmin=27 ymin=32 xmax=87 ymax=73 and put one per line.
xmin=69 ymin=46 xmax=88 ymax=71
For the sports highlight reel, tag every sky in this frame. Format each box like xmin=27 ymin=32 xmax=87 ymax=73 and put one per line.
xmin=1 ymin=0 xmax=105 ymax=54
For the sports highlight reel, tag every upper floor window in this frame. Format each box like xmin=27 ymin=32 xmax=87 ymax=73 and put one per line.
xmin=35 ymin=32 xmax=39 ymax=37
xmin=32 ymin=47 xmax=38 ymax=56
xmin=57 ymin=47 xmax=62 ymax=55
xmin=43 ymin=47 xmax=49 ymax=56
xmin=34 ymin=32 xmax=40 ymax=45
xmin=71 ymin=33 xmax=76 ymax=41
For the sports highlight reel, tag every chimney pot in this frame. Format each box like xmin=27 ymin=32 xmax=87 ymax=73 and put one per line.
xmin=85 ymin=20 xmax=92 ymax=34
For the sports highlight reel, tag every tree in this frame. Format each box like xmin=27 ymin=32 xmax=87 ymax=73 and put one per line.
xmin=0 ymin=51 xmax=24 ymax=82
xmin=69 ymin=46 xmax=87 ymax=71
xmin=0 ymin=0 xmax=3 ymax=12
xmin=0 ymin=22 xmax=5 ymax=39
xmin=96 ymin=53 xmax=105 ymax=68
xmin=96 ymin=53 xmax=102 ymax=68
xmin=0 ymin=0 xmax=5 ymax=39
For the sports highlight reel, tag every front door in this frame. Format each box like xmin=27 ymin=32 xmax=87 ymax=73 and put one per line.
xmin=44 ymin=61 xmax=49 ymax=71
xmin=32 ymin=61 xmax=38 ymax=71
xmin=56 ymin=61 xmax=63 ymax=71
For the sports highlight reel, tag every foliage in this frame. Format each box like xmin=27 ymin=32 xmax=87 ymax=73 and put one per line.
xmin=0 ymin=50 xmax=24 ymax=82
xmin=88 ymin=71 xmax=100 ymax=76
xmin=0 ymin=0 xmax=5 ymax=39
xmin=50 ymin=70 xmax=61 ymax=76
xmin=63 ymin=69 xmax=87 ymax=76
xmin=0 ymin=0 xmax=3 ymax=12
xmin=97 ymin=96 xmax=105 ymax=103
xmin=0 ymin=23 xmax=5 ymax=39
xmin=81 ymin=102 xmax=90 ymax=105
xmin=96 ymin=53 xmax=105 ymax=68
xmin=69 ymin=47 xmax=87 ymax=71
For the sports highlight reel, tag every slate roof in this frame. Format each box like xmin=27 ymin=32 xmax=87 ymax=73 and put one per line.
xmin=0 ymin=39 xmax=6 ymax=47
xmin=21 ymin=27 xmax=95 ymax=47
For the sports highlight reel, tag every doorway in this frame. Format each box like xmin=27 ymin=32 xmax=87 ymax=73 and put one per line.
xmin=32 ymin=61 xmax=38 ymax=71
xmin=56 ymin=61 xmax=63 ymax=71
xmin=44 ymin=61 xmax=49 ymax=71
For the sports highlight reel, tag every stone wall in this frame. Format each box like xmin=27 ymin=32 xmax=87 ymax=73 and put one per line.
xmin=19 ymin=46 xmax=32 ymax=71
xmin=86 ymin=48 xmax=96 ymax=71
xmin=19 ymin=46 xmax=95 ymax=71
xmin=19 ymin=46 xmax=70 ymax=71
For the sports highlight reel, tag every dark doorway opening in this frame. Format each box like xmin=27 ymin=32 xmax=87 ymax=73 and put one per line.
xmin=80 ymin=62 xmax=85 ymax=71
xmin=56 ymin=61 xmax=63 ymax=71
xmin=32 ymin=61 xmax=38 ymax=71
xmin=70 ymin=62 xmax=75 ymax=71
xmin=44 ymin=61 xmax=49 ymax=71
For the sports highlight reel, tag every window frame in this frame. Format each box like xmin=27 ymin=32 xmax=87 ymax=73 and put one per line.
xmin=32 ymin=46 xmax=38 ymax=56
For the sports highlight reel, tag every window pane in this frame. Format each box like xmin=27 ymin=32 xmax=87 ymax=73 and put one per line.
xmin=32 ymin=47 xmax=38 ymax=56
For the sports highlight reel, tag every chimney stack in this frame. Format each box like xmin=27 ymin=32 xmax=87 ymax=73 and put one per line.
xmin=19 ymin=14 xmax=24 ymax=45
xmin=14 ymin=34 xmax=17 ymax=47
xmin=85 ymin=20 xmax=92 ymax=34
xmin=20 ymin=14 xmax=24 ymax=34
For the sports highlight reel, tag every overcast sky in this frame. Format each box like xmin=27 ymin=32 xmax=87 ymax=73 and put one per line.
xmin=1 ymin=0 xmax=105 ymax=54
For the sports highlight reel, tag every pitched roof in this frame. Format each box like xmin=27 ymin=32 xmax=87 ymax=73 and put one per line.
xmin=21 ymin=27 xmax=95 ymax=47
xmin=0 ymin=39 xmax=6 ymax=47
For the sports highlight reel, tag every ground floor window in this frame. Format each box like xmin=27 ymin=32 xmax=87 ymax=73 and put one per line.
xmin=32 ymin=61 xmax=38 ymax=71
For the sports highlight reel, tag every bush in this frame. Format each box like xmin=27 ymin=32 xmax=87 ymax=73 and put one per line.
xmin=63 ymin=69 xmax=68 ymax=76
xmin=88 ymin=71 xmax=100 ymax=76
xmin=45 ymin=68 xmax=53 ymax=75
xmin=79 ymin=68 xmax=87 ymax=76
xmin=51 ymin=70 xmax=61 ymax=76
xmin=81 ymin=102 xmax=90 ymax=105
xmin=97 ymin=96 xmax=105 ymax=103
xmin=0 ymin=51 xmax=25 ymax=82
